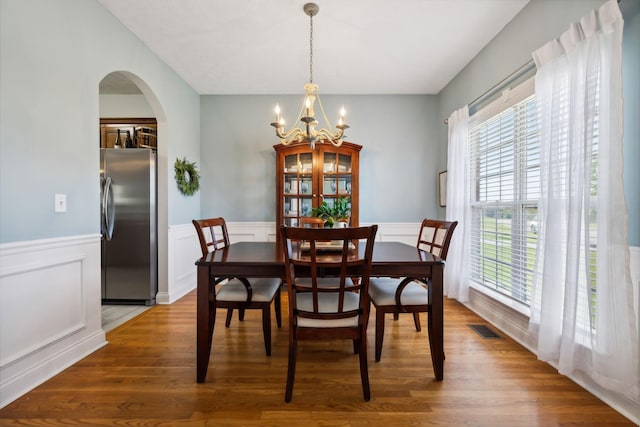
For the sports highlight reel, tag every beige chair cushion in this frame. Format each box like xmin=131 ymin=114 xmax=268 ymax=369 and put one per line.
xmin=295 ymin=292 xmax=360 ymax=328
xmin=217 ymin=277 xmax=281 ymax=302
xmin=369 ymin=277 xmax=428 ymax=306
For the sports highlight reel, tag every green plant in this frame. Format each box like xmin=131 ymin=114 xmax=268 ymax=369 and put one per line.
xmin=310 ymin=196 xmax=350 ymax=227
xmin=332 ymin=196 xmax=350 ymax=220
xmin=174 ymin=157 xmax=200 ymax=196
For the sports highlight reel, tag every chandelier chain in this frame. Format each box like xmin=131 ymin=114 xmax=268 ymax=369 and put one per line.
xmin=270 ymin=3 xmax=348 ymax=148
xmin=309 ymin=12 xmax=313 ymax=83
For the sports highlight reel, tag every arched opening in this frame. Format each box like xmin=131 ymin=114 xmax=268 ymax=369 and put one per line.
xmin=98 ymin=71 xmax=168 ymax=330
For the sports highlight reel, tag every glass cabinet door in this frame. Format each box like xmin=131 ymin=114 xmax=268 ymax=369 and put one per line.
xmin=321 ymin=151 xmax=352 ymax=209
xmin=283 ymin=152 xmax=314 ymax=226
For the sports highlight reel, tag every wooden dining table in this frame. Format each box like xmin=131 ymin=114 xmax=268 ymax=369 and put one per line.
xmin=195 ymin=240 xmax=445 ymax=383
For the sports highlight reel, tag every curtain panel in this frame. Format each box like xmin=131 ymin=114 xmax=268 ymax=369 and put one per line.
xmin=529 ymin=0 xmax=638 ymax=401
xmin=444 ymin=106 xmax=470 ymax=302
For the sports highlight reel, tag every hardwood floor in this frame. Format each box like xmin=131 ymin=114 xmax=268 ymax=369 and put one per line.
xmin=101 ymin=304 xmax=151 ymax=333
xmin=0 ymin=290 xmax=634 ymax=426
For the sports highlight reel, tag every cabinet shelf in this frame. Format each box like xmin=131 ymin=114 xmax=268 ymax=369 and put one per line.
xmin=100 ymin=118 xmax=157 ymax=149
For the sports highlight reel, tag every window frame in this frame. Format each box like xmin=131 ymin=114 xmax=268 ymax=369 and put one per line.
xmin=467 ymin=77 xmax=539 ymax=311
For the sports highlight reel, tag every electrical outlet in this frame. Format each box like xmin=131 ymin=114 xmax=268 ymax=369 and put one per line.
xmin=55 ymin=194 xmax=67 ymax=213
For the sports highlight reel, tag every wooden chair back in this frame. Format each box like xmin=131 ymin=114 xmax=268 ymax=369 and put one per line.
xmin=416 ymin=219 xmax=458 ymax=260
xmin=192 ymin=217 xmax=282 ymax=357
xmin=192 ymin=217 xmax=230 ymax=256
xmin=368 ymin=219 xmax=457 ymax=362
xmin=281 ymin=225 xmax=377 ymax=319
xmin=299 ymin=216 xmax=325 ymax=228
xmin=279 ymin=224 xmax=378 ymax=401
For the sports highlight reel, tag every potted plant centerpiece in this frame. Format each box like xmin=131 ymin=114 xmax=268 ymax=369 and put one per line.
xmin=310 ymin=196 xmax=350 ymax=227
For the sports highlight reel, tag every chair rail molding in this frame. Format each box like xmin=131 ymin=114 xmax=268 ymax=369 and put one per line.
xmin=166 ymin=221 xmax=422 ymax=304
xmin=361 ymin=222 xmax=420 ymax=246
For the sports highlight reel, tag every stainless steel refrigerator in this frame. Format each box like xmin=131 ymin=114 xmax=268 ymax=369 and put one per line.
xmin=100 ymin=148 xmax=157 ymax=305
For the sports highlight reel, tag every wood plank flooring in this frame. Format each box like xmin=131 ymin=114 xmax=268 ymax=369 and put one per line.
xmin=101 ymin=304 xmax=151 ymax=333
xmin=0 ymin=290 xmax=634 ymax=426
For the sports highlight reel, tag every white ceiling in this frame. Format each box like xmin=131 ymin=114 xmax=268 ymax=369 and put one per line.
xmin=98 ymin=0 xmax=529 ymax=95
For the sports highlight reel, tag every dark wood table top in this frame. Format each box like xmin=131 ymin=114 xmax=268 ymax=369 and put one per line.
xmin=197 ymin=241 xmax=443 ymax=276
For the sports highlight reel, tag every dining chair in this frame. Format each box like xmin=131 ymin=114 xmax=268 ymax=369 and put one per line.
xmin=368 ymin=218 xmax=457 ymax=362
xmin=280 ymin=224 xmax=378 ymax=402
xmin=299 ymin=216 xmax=325 ymax=228
xmin=192 ymin=217 xmax=282 ymax=356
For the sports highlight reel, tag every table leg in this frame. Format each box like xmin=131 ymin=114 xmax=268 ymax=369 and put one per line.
xmin=429 ymin=262 xmax=444 ymax=380
xmin=197 ymin=264 xmax=212 ymax=383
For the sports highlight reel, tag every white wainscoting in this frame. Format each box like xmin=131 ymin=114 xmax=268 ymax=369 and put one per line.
xmin=163 ymin=221 xmax=421 ymax=304
xmin=0 ymin=234 xmax=106 ymax=408
xmin=162 ymin=222 xmax=280 ymax=304
xmin=160 ymin=223 xmax=201 ymax=304
xmin=363 ymin=222 xmax=421 ymax=245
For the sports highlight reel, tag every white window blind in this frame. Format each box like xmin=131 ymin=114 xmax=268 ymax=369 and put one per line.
xmin=468 ymin=79 xmax=539 ymax=306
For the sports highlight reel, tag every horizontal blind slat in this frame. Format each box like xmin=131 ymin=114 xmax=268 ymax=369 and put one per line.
xmin=469 ymin=94 xmax=538 ymax=305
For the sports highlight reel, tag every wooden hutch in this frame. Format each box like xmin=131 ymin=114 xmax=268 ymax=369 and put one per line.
xmin=274 ymin=140 xmax=361 ymax=244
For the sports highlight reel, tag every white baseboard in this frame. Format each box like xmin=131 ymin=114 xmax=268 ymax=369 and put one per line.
xmin=0 ymin=330 xmax=106 ymax=409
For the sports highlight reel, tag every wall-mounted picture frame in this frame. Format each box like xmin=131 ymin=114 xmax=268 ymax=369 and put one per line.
xmin=438 ymin=171 xmax=447 ymax=207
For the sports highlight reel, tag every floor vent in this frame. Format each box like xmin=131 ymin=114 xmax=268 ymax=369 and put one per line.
xmin=468 ymin=324 xmax=502 ymax=339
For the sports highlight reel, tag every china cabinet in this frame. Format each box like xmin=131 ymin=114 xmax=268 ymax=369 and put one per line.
xmin=274 ymin=140 xmax=361 ymax=241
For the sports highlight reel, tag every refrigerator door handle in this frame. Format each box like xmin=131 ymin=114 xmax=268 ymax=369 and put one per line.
xmin=102 ymin=176 xmax=115 ymax=241
xmin=100 ymin=177 xmax=107 ymax=238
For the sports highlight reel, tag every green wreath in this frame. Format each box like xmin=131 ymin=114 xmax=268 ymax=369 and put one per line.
xmin=174 ymin=157 xmax=200 ymax=196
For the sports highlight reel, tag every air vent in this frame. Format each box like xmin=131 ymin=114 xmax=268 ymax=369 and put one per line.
xmin=468 ymin=324 xmax=501 ymax=339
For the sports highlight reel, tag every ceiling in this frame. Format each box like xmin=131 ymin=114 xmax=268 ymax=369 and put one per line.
xmin=98 ymin=0 xmax=529 ymax=95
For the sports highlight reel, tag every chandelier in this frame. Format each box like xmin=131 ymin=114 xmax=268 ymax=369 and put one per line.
xmin=270 ymin=2 xmax=349 ymax=150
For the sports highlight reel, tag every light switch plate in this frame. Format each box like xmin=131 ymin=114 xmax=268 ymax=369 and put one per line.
xmin=55 ymin=194 xmax=67 ymax=212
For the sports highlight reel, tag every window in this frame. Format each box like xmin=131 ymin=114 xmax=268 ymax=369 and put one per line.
xmin=468 ymin=79 xmax=540 ymax=305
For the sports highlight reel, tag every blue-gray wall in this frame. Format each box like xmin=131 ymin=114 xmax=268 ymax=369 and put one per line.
xmin=1 ymin=0 xmax=636 ymax=246
xmin=437 ymin=0 xmax=639 ymax=246
xmin=0 ymin=0 xmax=201 ymax=244
xmin=200 ymin=94 xmax=439 ymax=223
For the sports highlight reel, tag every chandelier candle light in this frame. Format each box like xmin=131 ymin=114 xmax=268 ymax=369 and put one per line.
xmin=271 ymin=2 xmax=349 ymax=150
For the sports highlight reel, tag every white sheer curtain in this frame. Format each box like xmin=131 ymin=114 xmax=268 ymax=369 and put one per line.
xmin=444 ymin=106 xmax=470 ymax=302
xmin=530 ymin=0 xmax=638 ymax=401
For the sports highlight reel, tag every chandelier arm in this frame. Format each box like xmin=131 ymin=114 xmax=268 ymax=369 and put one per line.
xmin=276 ymin=127 xmax=306 ymax=145
xmin=275 ymin=96 xmax=308 ymax=144
xmin=317 ymin=128 xmax=344 ymax=147
xmin=293 ymin=100 xmax=306 ymax=127
xmin=315 ymin=92 xmax=343 ymax=133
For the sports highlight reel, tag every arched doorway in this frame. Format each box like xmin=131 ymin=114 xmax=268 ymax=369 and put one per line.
xmin=98 ymin=71 xmax=168 ymax=330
